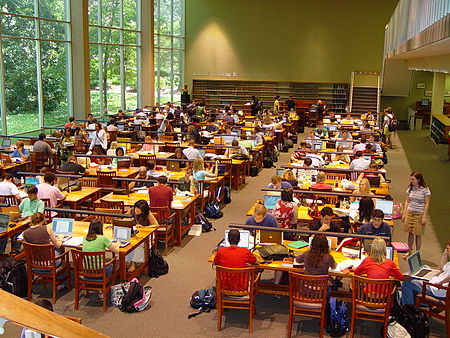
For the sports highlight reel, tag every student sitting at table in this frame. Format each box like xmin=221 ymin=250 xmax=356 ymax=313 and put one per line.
xmin=111 ymin=147 xmax=127 ymax=167
xmin=19 ymin=186 xmax=45 ymax=218
xmin=140 ymin=135 xmax=159 ymax=153
xmin=354 ymin=237 xmax=402 ymax=281
xmin=362 ymin=143 xmax=374 ymax=154
xmin=193 ymin=158 xmax=218 ymax=182
xmin=254 ymin=125 xmax=264 ymax=144
xmin=310 ymin=207 xmax=342 ymax=233
xmin=350 ymin=178 xmax=373 ymax=202
xmin=0 ymin=173 xmax=21 ymax=201
xmin=90 ymin=145 xmax=108 ymax=165
xmin=187 ymin=125 xmax=201 ymax=143
xmin=314 ymin=121 xmax=328 ymax=138
xmin=352 ymin=137 xmax=367 ymax=154
xmin=10 ymin=141 xmax=30 ymax=161
xmin=183 ymin=139 xmax=201 ymax=160
xmin=61 ymin=155 xmax=89 ymax=175
xmin=176 ymin=168 xmax=195 ymax=194
xmin=349 ymin=151 xmax=370 ymax=172
xmin=36 ymin=172 xmax=67 ymax=208
xmin=357 ymin=162 xmax=385 ymax=183
xmin=268 ymin=175 xmax=292 ymax=190
xmin=245 ymin=203 xmax=278 ymax=228
xmin=292 ymin=141 xmax=308 ymax=161
xmin=129 ymin=166 xmax=153 ymax=190
xmin=23 ymin=212 xmax=62 ymax=251
xmin=223 ymin=126 xmax=238 ymax=145
xmin=174 ymin=147 xmax=187 ymax=169
xmin=146 ymin=161 xmax=159 ymax=180
xmin=295 ymin=234 xmax=337 ymax=275
xmin=356 ymin=209 xmax=392 ymax=240
xmin=280 ymin=169 xmax=297 ymax=187
xmin=368 ymin=134 xmax=382 ymax=152
xmin=225 ymin=140 xmax=248 ymax=158
xmin=353 ymin=196 xmax=374 ymax=224
xmin=332 ymin=146 xmax=351 ymax=163
xmin=310 ymin=172 xmax=333 ymax=190
xmin=272 ymin=188 xmax=298 ymax=233
xmin=33 ymin=133 xmax=57 ymax=161
xmin=305 ymin=149 xmax=325 ymax=168
xmin=127 ymin=200 xmax=159 ymax=272
xmin=148 ymin=176 xmax=173 ymax=209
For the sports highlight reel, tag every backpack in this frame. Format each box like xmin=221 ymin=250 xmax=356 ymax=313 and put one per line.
xmin=204 ymin=201 xmax=223 ymax=219
xmin=148 ymin=246 xmax=169 ymax=278
xmin=326 ymin=297 xmax=349 ymax=337
xmin=386 ymin=317 xmax=411 ymax=338
xmin=0 ymin=256 xmax=27 ymax=298
xmin=387 ymin=116 xmax=398 ymax=132
xmin=250 ymin=166 xmax=259 ymax=176
xmin=194 ymin=212 xmax=215 ymax=232
xmin=120 ymin=279 xmax=152 ymax=313
xmin=112 ymin=278 xmax=152 ymax=311
xmin=223 ymin=186 xmax=231 ymax=204
xmin=390 ymin=292 xmax=429 ymax=338
xmin=188 ymin=288 xmax=216 ymax=319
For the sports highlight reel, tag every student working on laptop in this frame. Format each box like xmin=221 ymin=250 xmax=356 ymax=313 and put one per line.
xmin=402 ymin=240 xmax=450 ymax=305
xmin=356 ymin=209 xmax=392 ymax=241
xmin=214 ymin=229 xmax=259 ymax=268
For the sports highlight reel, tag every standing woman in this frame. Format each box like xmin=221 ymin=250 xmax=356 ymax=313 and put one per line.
xmin=273 ymin=96 xmax=280 ymax=114
xmin=89 ymin=122 xmax=107 ymax=153
xmin=383 ymin=107 xmax=395 ymax=149
xmin=403 ymin=172 xmax=431 ymax=258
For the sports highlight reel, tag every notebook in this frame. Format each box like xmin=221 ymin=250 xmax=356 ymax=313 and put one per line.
xmin=407 ymin=251 xmax=440 ymax=281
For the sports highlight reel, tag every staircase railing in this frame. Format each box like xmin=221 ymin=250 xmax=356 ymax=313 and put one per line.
xmin=349 ymin=71 xmax=381 ymax=114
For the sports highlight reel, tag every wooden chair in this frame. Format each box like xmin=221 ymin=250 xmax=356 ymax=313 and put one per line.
xmin=287 ymin=272 xmax=329 ymax=338
xmin=90 ymin=208 xmax=121 ymax=224
xmin=311 ymin=192 xmax=339 ymax=205
xmin=30 ymin=151 xmax=46 ymax=172
xmin=41 ymin=198 xmax=62 ymax=221
xmin=350 ymin=275 xmax=395 ymax=338
xmin=79 ymin=177 xmax=98 ymax=187
xmin=117 ymin=159 xmax=131 ymax=169
xmin=71 ymin=249 xmax=117 ymax=312
xmin=325 ymin=173 xmax=347 ymax=181
xmin=415 ymin=281 xmax=450 ymax=337
xmin=139 ymin=154 xmax=156 ymax=167
xmin=0 ymin=195 xmax=20 ymax=206
xmin=108 ymin=131 xmax=118 ymax=143
xmin=150 ymin=206 xmax=175 ymax=254
xmin=216 ymin=266 xmax=261 ymax=333
xmin=99 ymin=199 xmax=125 ymax=213
xmin=97 ymin=170 xmax=116 ymax=188
xmin=218 ymin=158 xmax=233 ymax=186
xmin=23 ymin=243 xmax=72 ymax=304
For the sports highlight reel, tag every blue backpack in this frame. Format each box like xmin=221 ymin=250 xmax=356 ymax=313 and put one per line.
xmin=188 ymin=288 xmax=216 ymax=319
xmin=326 ymin=297 xmax=349 ymax=337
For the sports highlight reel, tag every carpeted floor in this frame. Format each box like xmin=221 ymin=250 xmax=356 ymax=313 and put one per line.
xmin=4 ymin=129 xmax=447 ymax=337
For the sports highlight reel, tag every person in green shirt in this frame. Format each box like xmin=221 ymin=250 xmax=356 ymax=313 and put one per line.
xmin=19 ymin=186 xmax=45 ymax=218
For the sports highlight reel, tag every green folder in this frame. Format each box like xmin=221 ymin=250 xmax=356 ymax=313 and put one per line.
xmin=286 ymin=240 xmax=309 ymax=249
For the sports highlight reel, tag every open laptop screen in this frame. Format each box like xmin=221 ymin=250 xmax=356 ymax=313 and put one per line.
xmin=407 ymin=251 xmax=422 ymax=275
xmin=52 ymin=218 xmax=74 ymax=234
xmin=375 ymin=200 xmax=394 ymax=216
xmin=224 ymin=230 xmax=250 ymax=248
xmin=2 ymin=139 xmax=11 ymax=148
xmin=264 ymin=195 xmax=281 ymax=210
xmin=25 ymin=177 xmax=39 ymax=186
xmin=198 ymin=149 xmax=206 ymax=157
xmin=114 ymin=226 xmax=132 ymax=241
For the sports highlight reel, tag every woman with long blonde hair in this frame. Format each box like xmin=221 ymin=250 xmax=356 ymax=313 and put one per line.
xmin=350 ymin=178 xmax=373 ymax=202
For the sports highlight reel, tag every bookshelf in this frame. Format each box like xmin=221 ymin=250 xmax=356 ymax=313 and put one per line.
xmin=192 ymin=80 xmax=349 ymax=113
xmin=430 ymin=114 xmax=450 ymax=145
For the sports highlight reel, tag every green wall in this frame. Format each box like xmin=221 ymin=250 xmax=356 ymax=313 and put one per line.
xmin=185 ymin=0 xmax=398 ymax=86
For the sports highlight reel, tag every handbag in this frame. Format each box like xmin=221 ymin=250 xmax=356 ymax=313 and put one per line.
xmin=257 ymin=244 xmax=289 ymax=260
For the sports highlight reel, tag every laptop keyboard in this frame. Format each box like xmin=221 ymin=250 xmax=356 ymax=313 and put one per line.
xmin=416 ymin=269 xmax=431 ymax=277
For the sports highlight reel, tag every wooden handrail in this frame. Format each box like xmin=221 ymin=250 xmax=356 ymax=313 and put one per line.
xmin=0 ymin=290 xmax=108 ymax=337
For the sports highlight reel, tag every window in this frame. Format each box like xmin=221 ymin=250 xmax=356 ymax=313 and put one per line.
xmin=154 ymin=0 xmax=185 ymax=105
xmin=89 ymin=0 xmax=141 ymax=116
xmin=0 ymin=0 xmax=72 ymax=135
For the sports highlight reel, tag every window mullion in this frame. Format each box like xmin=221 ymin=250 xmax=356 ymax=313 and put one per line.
xmin=120 ymin=0 xmax=125 ymax=110
xmin=170 ymin=0 xmax=174 ymax=103
xmin=35 ymin=0 xmax=44 ymax=129
xmin=0 ymin=24 xmax=7 ymax=134
xmin=97 ymin=0 xmax=104 ymax=115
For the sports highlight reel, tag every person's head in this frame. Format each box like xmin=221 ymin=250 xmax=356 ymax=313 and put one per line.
xmin=146 ymin=161 xmax=155 ymax=171
xmin=69 ymin=116 xmax=75 ymax=123
xmin=193 ymin=158 xmax=204 ymax=172
xmin=263 ymin=116 xmax=271 ymax=124
xmin=253 ymin=204 xmax=268 ymax=223
xmin=134 ymin=199 xmax=149 ymax=217
xmin=320 ymin=207 xmax=334 ymax=224
xmin=231 ymin=140 xmax=239 ymax=147
xmin=115 ymin=147 xmax=124 ymax=156
xmin=87 ymin=113 xmax=94 ymax=120
xmin=289 ymin=95 xmax=293 ymax=100
xmin=270 ymin=175 xmax=282 ymax=189
xmin=281 ymin=188 xmax=294 ymax=202
xmin=255 ymin=125 xmax=261 ymax=133
xmin=188 ymin=139 xmax=196 ymax=147
xmin=359 ymin=178 xmax=371 ymax=194
xmin=144 ymin=136 xmax=152 ymax=143
xmin=370 ymin=237 xmax=387 ymax=264
xmin=358 ymin=197 xmax=374 ymax=222
xmin=184 ymin=167 xmax=193 ymax=178
xmin=281 ymin=169 xmax=295 ymax=181
xmin=365 ymin=143 xmax=372 ymax=152
xmin=336 ymin=145 xmax=343 ymax=153
xmin=92 ymin=145 xmax=103 ymax=155
xmin=316 ymin=172 xmax=326 ymax=183
xmin=228 ymin=229 xmax=240 ymax=246
xmin=16 ymin=141 xmax=24 ymax=150
xmin=38 ymin=133 xmax=46 ymax=141
xmin=138 ymin=166 xmax=147 ymax=177
xmin=34 ymin=299 xmax=53 ymax=312
xmin=369 ymin=162 xmax=378 ymax=170
xmin=2 ymin=173 xmax=13 ymax=182
xmin=157 ymin=175 xmax=168 ymax=185
xmin=342 ymin=132 xmax=349 ymax=140
xmin=30 ymin=212 xmax=45 ymax=226
xmin=409 ymin=171 xmax=426 ymax=188
xmin=67 ymin=155 xmax=77 ymax=163
xmin=64 ymin=128 xmax=72 ymax=137
xmin=86 ymin=218 xmax=103 ymax=241
xmin=174 ymin=148 xmax=183 ymax=158
xmin=44 ymin=172 xmax=56 ymax=185
xmin=299 ymin=141 xmax=307 ymax=149
xmin=371 ymin=209 xmax=385 ymax=228
xmin=360 ymin=137 xmax=366 ymax=144
xmin=304 ymin=158 xmax=313 ymax=167
xmin=306 ymin=234 xmax=330 ymax=268
xmin=109 ymin=141 xmax=118 ymax=149
xmin=27 ymin=186 xmax=38 ymax=200
xmin=355 ymin=151 xmax=363 ymax=158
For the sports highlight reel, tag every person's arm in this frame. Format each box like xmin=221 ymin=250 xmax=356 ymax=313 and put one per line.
xmin=292 ymin=203 xmax=298 ymax=225
xmin=353 ymin=257 xmax=368 ymax=275
xmin=422 ymin=194 xmax=431 ymax=225
xmin=46 ymin=224 xmax=62 ymax=249
xmin=55 ymin=187 xmax=67 ymax=199
xmin=402 ymin=194 xmax=410 ymax=222
xmin=246 ymin=249 xmax=258 ymax=265
xmin=295 ymin=252 xmax=305 ymax=264
xmin=357 ymin=172 xmax=364 ymax=182
xmin=189 ymin=176 xmax=196 ymax=194
xmin=213 ymin=250 xmax=221 ymax=265
xmin=390 ymin=261 xmax=404 ymax=280
xmin=148 ymin=212 xmax=159 ymax=227
xmin=329 ymin=255 xmax=337 ymax=270
xmin=439 ymin=248 xmax=449 ymax=270
xmin=107 ymin=243 xmax=120 ymax=254
xmin=379 ymin=173 xmax=386 ymax=183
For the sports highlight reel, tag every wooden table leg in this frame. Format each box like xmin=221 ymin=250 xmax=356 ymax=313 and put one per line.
xmin=144 ymin=236 xmax=150 ymax=275
xmin=119 ymin=252 xmax=126 ymax=282
xmin=175 ymin=210 xmax=182 ymax=246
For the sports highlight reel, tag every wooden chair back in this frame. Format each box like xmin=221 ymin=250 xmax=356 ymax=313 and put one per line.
xmin=325 ymin=173 xmax=347 ymax=181
xmin=139 ymin=154 xmax=156 ymax=167
xmin=216 ymin=266 xmax=255 ymax=296
xmin=23 ymin=242 xmax=56 ymax=271
xmin=71 ymin=249 xmax=108 ymax=279
xmin=30 ymin=152 xmax=46 ymax=172
xmin=312 ymin=193 xmax=338 ymax=205
xmin=218 ymin=158 xmax=232 ymax=177
xmin=79 ymin=177 xmax=97 ymax=187
xmin=40 ymin=198 xmax=55 ymax=220
xmin=117 ymin=159 xmax=131 ymax=169
xmin=0 ymin=195 xmax=20 ymax=206
xmin=91 ymin=207 xmax=120 ymax=223
xmin=99 ymin=199 xmax=125 ymax=212
xmin=108 ymin=131 xmax=118 ymax=142
xmin=97 ymin=170 xmax=116 ymax=188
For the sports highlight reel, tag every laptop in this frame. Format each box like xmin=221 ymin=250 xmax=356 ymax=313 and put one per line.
xmin=198 ymin=149 xmax=206 ymax=157
xmin=52 ymin=218 xmax=74 ymax=241
xmin=363 ymin=156 xmax=372 ymax=161
xmin=1 ymin=138 xmax=11 ymax=149
xmin=276 ymin=168 xmax=285 ymax=177
xmin=366 ymin=175 xmax=381 ymax=188
xmin=263 ymin=195 xmax=281 ymax=211
xmin=328 ymin=125 xmax=337 ymax=131
xmin=0 ymin=213 xmax=10 ymax=234
xmin=336 ymin=140 xmax=353 ymax=150
xmin=375 ymin=199 xmax=394 ymax=220
xmin=407 ymin=251 xmax=440 ymax=280
xmin=312 ymin=142 xmax=322 ymax=151
xmin=224 ymin=230 xmax=251 ymax=248
xmin=117 ymin=124 xmax=125 ymax=131
xmin=167 ymin=161 xmax=181 ymax=172
xmin=259 ymin=230 xmax=283 ymax=245
xmin=113 ymin=226 xmax=132 ymax=247
xmin=308 ymin=236 xmax=335 ymax=249
xmin=25 ymin=177 xmax=39 ymax=187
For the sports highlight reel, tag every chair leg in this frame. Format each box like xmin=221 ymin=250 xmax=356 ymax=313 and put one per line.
xmin=27 ymin=274 xmax=33 ymax=301
xmin=52 ymin=279 xmax=57 ymax=304
xmin=217 ymin=304 xmax=222 ymax=331
xmin=248 ymin=304 xmax=253 ymax=333
xmin=319 ymin=313 xmax=325 ymax=338
xmin=349 ymin=313 xmax=356 ymax=338
xmin=102 ymin=291 xmax=107 ymax=312
xmin=74 ymin=284 xmax=79 ymax=310
xmin=287 ymin=310 xmax=293 ymax=338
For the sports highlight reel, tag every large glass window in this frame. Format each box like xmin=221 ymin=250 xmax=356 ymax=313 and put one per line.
xmin=89 ymin=0 xmax=141 ymax=115
xmin=0 ymin=0 xmax=72 ymax=135
xmin=154 ymin=0 xmax=185 ymax=104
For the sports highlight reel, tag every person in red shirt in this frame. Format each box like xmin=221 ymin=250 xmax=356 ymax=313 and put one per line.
xmin=354 ymin=237 xmax=403 ymax=281
xmin=148 ymin=176 xmax=173 ymax=208
xmin=214 ymin=229 xmax=258 ymax=268
xmin=310 ymin=172 xmax=333 ymax=190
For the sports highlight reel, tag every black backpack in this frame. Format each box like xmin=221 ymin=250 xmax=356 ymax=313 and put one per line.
xmin=0 ymin=256 xmax=27 ymax=298
xmin=326 ymin=297 xmax=349 ymax=337
xmin=204 ymin=201 xmax=223 ymax=219
xmin=387 ymin=116 xmax=398 ymax=132
xmin=188 ymin=288 xmax=216 ymax=319
xmin=194 ymin=212 xmax=215 ymax=232
xmin=223 ymin=186 xmax=231 ymax=204
xmin=148 ymin=246 xmax=169 ymax=278
xmin=390 ymin=292 xmax=429 ymax=337
xmin=120 ymin=280 xmax=144 ymax=313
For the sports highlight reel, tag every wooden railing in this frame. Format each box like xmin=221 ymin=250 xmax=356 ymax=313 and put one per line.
xmin=0 ymin=290 xmax=108 ymax=337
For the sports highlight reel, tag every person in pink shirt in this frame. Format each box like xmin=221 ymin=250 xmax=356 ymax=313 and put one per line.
xmin=352 ymin=137 xmax=367 ymax=154
xmin=64 ymin=116 xmax=76 ymax=129
xmin=140 ymin=135 xmax=159 ymax=153
xmin=36 ymin=172 xmax=67 ymax=212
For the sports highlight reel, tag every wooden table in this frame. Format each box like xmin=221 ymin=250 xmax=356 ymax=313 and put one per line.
xmin=0 ymin=161 xmax=31 ymax=175
xmin=231 ymin=158 xmax=248 ymax=190
xmin=95 ymin=192 xmax=199 ymax=246
xmin=64 ymin=187 xmax=102 ymax=210
xmin=60 ymin=221 xmax=155 ymax=282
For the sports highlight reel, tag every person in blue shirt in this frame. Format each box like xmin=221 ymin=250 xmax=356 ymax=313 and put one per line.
xmin=245 ymin=204 xmax=279 ymax=228
xmin=268 ymin=175 xmax=292 ymax=190
xmin=10 ymin=141 xmax=29 ymax=161
xmin=356 ymin=209 xmax=392 ymax=241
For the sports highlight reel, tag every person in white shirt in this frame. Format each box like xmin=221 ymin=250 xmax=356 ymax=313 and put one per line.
xmin=223 ymin=127 xmax=238 ymax=145
xmin=107 ymin=121 xmax=119 ymax=132
xmin=0 ymin=173 xmax=21 ymax=200
xmin=349 ymin=151 xmax=370 ymax=171
xmin=305 ymin=149 xmax=325 ymax=167
xmin=155 ymin=111 xmax=165 ymax=120
xmin=352 ymin=137 xmax=367 ymax=154
xmin=182 ymin=139 xmax=201 ymax=160
xmin=89 ymin=123 xmax=107 ymax=152
xmin=368 ymin=134 xmax=382 ymax=152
